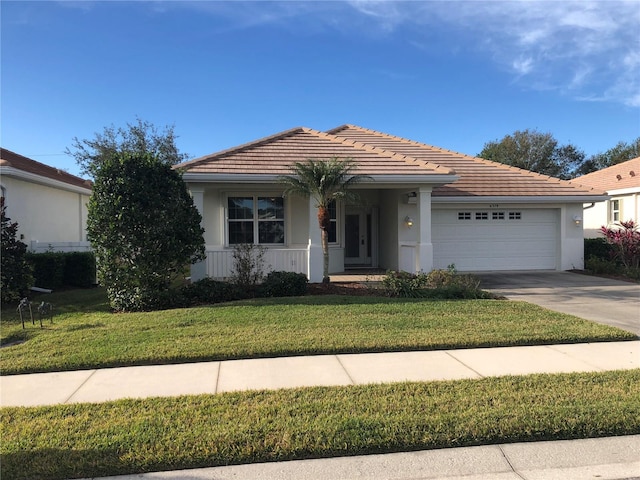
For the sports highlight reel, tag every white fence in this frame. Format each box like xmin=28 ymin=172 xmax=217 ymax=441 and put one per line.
xmin=29 ymin=241 xmax=93 ymax=253
xmin=206 ymin=248 xmax=308 ymax=280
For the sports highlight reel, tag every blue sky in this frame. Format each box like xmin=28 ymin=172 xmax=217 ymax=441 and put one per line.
xmin=2 ymin=0 xmax=639 ymax=178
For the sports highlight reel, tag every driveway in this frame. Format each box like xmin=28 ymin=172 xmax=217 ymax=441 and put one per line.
xmin=477 ymin=271 xmax=640 ymax=335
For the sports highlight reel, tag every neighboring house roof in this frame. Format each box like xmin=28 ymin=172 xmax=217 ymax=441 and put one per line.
xmin=178 ymin=124 xmax=605 ymax=199
xmin=0 ymin=148 xmax=92 ymax=193
xmin=571 ymin=157 xmax=640 ymax=192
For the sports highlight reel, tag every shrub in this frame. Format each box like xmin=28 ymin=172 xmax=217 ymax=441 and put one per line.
xmin=63 ymin=252 xmax=97 ymax=288
xmin=25 ymin=251 xmax=96 ymax=290
xmin=180 ymin=278 xmax=245 ymax=306
xmin=585 ymin=255 xmax=620 ymax=275
xmin=229 ymin=243 xmax=267 ymax=288
xmin=26 ymin=252 xmax=66 ymax=289
xmin=599 ymin=220 xmax=640 ymax=269
xmin=260 ymin=271 xmax=308 ymax=297
xmin=0 ymin=198 xmax=33 ymax=303
xmin=88 ymin=152 xmax=205 ymax=312
xmin=585 ymin=256 xmax=640 ymax=281
xmin=382 ymin=268 xmax=488 ymax=299
xmin=382 ymin=270 xmax=429 ymax=298
xmin=584 ymin=238 xmax=615 ymax=262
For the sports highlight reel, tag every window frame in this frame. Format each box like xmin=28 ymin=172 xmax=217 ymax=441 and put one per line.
xmin=610 ymin=199 xmax=620 ymax=223
xmin=226 ymin=194 xmax=285 ymax=246
xmin=327 ymin=199 xmax=340 ymax=245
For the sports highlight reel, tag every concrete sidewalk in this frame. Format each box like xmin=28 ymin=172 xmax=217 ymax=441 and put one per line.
xmin=3 ymin=341 xmax=639 ymax=480
xmin=85 ymin=435 xmax=640 ymax=480
xmin=2 ymin=341 xmax=638 ymax=407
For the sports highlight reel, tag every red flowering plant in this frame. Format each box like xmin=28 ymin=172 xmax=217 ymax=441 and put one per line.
xmin=599 ymin=220 xmax=640 ymax=269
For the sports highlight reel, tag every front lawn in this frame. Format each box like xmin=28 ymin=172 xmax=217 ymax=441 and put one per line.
xmin=0 ymin=288 xmax=634 ymax=375
xmin=1 ymin=370 xmax=639 ymax=480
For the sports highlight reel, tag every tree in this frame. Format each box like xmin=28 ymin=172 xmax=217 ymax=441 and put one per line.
xmin=65 ymin=118 xmax=188 ymax=178
xmin=279 ymin=158 xmax=370 ymax=284
xmin=1 ymin=198 xmax=33 ymax=303
xmin=87 ymin=152 xmax=205 ymax=311
xmin=478 ymin=129 xmax=585 ymax=180
xmin=575 ymin=138 xmax=640 ymax=176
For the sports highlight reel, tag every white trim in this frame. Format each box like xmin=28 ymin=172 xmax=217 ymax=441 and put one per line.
xmin=183 ymin=173 xmax=459 ymax=186
xmin=607 ymin=187 xmax=640 ymax=196
xmin=224 ymin=193 xmax=286 ymax=247
xmin=0 ymin=166 xmax=92 ymax=195
xmin=609 ymin=199 xmax=621 ymax=223
xmin=432 ymin=195 xmax=608 ymax=204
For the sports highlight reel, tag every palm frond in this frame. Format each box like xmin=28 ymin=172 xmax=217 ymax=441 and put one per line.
xmin=278 ymin=157 xmax=371 ymax=207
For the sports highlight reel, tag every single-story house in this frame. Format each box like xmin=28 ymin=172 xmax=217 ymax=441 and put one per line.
xmin=571 ymin=157 xmax=640 ymax=238
xmin=177 ymin=125 xmax=606 ymax=283
xmin=0 ymin=148 xmax=92 ymax=252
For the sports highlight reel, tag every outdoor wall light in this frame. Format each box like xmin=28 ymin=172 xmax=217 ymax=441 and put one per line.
xmin=404 ymin=216 xmax=414 ymax=228
xmin=573 ymin=215 xmax=582 ymax=226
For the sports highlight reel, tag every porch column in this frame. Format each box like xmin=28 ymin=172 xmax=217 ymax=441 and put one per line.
xmin=307 ymin=198 xmax=324 ymax=283
xmin=190 ymin=188 xmax=207 ymax=282
xmin=415 ymin=187 xmax=434 ymax=273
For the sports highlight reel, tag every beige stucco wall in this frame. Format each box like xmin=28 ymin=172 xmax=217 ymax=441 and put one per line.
xmin=191 ymin=183 xmax=312 ymax=248
xmin=378 ymin=189 xmax=401 ymax=271
xmin=1 ymin=176 xmax=89 ymax=246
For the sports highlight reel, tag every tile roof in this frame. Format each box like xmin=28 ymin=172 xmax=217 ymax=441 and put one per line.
xmin=329 ymin=125 xmax=604 ymax=198
xmin=179 ymin=124 xmax=605 ymax=198
xmin=571 ymin=157 xmax=640 ymax=192
xmin=0 ymin=148 xmax=92 ymax=190
xmin=179 ymin=127 xmax=454 ymax=177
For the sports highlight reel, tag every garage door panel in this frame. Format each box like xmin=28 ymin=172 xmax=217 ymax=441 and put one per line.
xmin=432 ymin=209 xmax=558 ymax=271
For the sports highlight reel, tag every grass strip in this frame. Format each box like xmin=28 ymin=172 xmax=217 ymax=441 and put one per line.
xmin=2 ymin=370 xmax=639 ymax=480
xmin=1 ymin=290 xmax=635 ymax=375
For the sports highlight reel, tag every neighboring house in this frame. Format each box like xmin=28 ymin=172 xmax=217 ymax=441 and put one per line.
xmin=0 ymin=148 xmax=92 ymax=252
xmin=177 ymin=125 xmax=606 ymax=282
xmin=572 ymin=157 xmax=640 ymax=238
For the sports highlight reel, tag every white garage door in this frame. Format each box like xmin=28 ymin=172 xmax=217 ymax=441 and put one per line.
xmin=432 ymin=209 xmax=558 ymax=271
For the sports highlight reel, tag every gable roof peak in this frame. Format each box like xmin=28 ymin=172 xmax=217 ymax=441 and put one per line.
xmin=177 ymin=126 xmax=308 ymax=169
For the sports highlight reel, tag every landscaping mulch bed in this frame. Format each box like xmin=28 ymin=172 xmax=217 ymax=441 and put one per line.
xmin=307 ymin=282 xmax=383 ymax=296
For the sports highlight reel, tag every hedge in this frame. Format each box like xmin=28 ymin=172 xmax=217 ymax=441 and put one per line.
xmin=26 ymin=252 xmax=96 ymax=289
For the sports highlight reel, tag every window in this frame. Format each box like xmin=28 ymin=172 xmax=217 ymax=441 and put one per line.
xmin=610 ymin=199 xmax=620 ymax=222
xmin=327 ymin=200 xmax=338 ymax=243
xmin=228 ymin=196 xmax=284 ymax=245
xmin=475 ymin=212 xmax=489 ymax=220
xmin=458 ymin=212 xmax=471 ymax=220
xmin=509 ymin=212 xmax=522 ymax=220
xmin=492 ymin=212 xmax=505 ymax=220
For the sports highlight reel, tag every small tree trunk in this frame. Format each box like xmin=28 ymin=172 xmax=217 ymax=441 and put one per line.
xmin=321 ymin=228 xmax=330 ymax=284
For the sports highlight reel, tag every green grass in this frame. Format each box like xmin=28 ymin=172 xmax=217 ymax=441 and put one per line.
xmin=1 ymin=288 xmax=635 ymax=375
xmin=1 ymin=369 xmax=639 ymax=480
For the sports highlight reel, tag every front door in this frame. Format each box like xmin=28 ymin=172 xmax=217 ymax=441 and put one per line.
xmin=344 ymin=207 xmax=374 ymax=266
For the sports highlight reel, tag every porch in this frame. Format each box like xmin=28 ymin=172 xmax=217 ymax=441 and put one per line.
xmin=202 ymin=248 xmax=387 ymax=282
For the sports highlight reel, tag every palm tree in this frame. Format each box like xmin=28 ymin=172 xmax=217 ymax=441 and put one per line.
xmin=279 ymin=157 xmax=370 ymax=284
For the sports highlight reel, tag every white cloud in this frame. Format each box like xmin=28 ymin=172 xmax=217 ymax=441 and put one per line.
xmin=513 ymin=57 xmax=534 ymax=75
xmin=402 ymin=1 xmax=640 ymax=107
xmin=167 ymin=0 xmax=639 ymax=107
xmin=346 ymin=0 xmax=640 ymax=107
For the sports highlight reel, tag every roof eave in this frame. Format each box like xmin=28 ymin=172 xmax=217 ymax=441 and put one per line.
xmin=432 ymin=195 xmax=610 ymax=204
xmin=0 ymin=166 xmax=93 ymax=195
xmin=182 ymin=172 xmax=459 ymax=186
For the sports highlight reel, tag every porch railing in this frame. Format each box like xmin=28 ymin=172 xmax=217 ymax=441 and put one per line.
xmin=205 ymin=248 xmax=308 ymax=280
